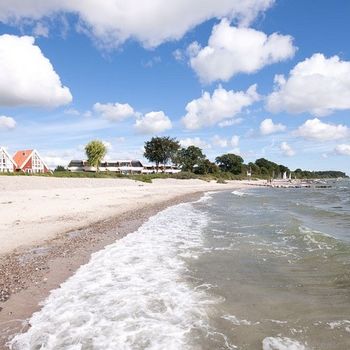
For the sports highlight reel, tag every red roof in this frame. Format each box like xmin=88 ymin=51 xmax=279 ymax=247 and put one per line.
xmin=13 ymin=150 xmax=33 ymax=168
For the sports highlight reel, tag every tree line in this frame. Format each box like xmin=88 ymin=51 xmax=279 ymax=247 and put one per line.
xmin=143 ymin=136 xmax=347 ymax=179
xmin=79 ymin=138 xmax=347 ymax=179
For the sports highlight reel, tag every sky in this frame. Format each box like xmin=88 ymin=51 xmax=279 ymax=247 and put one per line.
xmin=0 ymin=0 xmax=349 ymax=173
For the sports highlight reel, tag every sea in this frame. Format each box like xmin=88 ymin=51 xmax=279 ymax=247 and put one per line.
xmin=10 ymin=179 xmax=350 ymax=350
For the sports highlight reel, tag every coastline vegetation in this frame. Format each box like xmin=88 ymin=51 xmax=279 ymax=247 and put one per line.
xmin=2 ymin=136 xmax=347 ymax=181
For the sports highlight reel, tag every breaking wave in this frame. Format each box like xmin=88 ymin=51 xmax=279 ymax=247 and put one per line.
xmin=10 ymin=203 xmax=210 ymax=350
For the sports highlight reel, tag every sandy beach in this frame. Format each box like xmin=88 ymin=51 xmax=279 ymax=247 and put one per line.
xmin=0 ymin=176 xmax=257 ymax=255
xmin=0 ymin=176 xmax=255 ymax=347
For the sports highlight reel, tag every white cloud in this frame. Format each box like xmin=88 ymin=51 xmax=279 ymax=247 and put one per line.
xmin=180 ymin=137 xmax=211 ymax=149
xmin=64 ymin=108 xmax=80 ymax=116
xmin=0 ymin=0 xmax=274 ymax=48
xmin=211 ymin=134 xmax=239 ymax=148
xmin=134 ymin=111 xmax=172 ymax=134
xmin=0 ymin=34 xmax=72 ymax=107
xmin=189 ymin=19 xmax=295 ymax=83
xmin=93 ymin=102 xmax=136 ymax=121
xmin=280 ymin=141 xmax=295 ymax=156
xmin=231 ymin=135 xmax=240 ymax=147
xmin=260 ymin=118 xmax=286 ymax=135
xmin=218 ymin=118 xmax=243 ymax=128
xmin=267 ymin=53 xmax=350 ymax=116
xmin=142 ymin=56 xmax=161 ymax=68
xmin=102 ymin=141 xmax=112 ymax=151
xmin=334 ymin=144 xmax=350 ymax=156
xmin=295 ymin=118 xmax=349 ymax=141
xmin=173 ymin=49 xmax=184 ymax=61
xmin=33 ymin=22 xmax=49 ymax=37
xmin=182 ymin=84 xmax=259 ymax=130
xmin=211 ymin=135 xmax=228 ymax=148
xmin=0 ymin=115 xmax=16 ymax=129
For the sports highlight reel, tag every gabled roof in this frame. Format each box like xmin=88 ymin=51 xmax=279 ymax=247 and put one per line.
xmin=13 ymin=149 xmax=33 ymax=169
xmin=0 ymin=147 xmax=16 ymax=166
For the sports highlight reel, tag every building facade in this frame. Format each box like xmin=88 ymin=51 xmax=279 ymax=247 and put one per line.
xmin=13 ymin=149 xmax=50 ymax=174
xmin=0 ymin=147 xmax=16 ymax=173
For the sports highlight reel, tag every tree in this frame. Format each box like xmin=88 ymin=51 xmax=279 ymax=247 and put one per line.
xmin=247 ymin=162 xmax=260 ymax=176
xmin=215 ymin=153 xmax=244 ymax=174
xmin=255 ymin=158 xmax=279 ymax=177
xmin=176 ymin=145 xmax=206 ymax=172
xmin=85 ymin=140 xmax=107 ymax=172
xmin=54 ymin=165 xmax=66 ymax=172
xmin=144 ymin=136 xmax=180 ymax=171
xmin=195 ymin=159 xmax=219 ymax=175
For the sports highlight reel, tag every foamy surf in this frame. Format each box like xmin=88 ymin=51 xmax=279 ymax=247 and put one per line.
xmin=9 ymin=203 xmax=210 ymax=350
xmin=231 ymin=190 xmax=246 ymax=197
xmin=262 ymin=337 xmax=307 ymax=350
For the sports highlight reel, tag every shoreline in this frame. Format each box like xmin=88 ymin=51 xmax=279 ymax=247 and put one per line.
xmin=0 ymin=191 xmax=203 ymax=348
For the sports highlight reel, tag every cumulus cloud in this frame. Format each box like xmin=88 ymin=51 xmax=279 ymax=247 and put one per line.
xmin=180 ymin=137 xmax=211 ymax=149
xmin=211 ymin=135 xmax=228 ymax=148
xmin=93 ymin=102 xmax=136 ymax=121
xmin=295 ymin=118 xmax=349 ymax=141
xmin=211 ymin=134 xmax=240 ymax=148
xmin=134 ymin=111 xmax=172 ymax=134
xmin=189 ymin=19 xmax=295 ymax=83
xmin=0 ymin=115 xmax=16 ymax=129
xmin=0 ymin=34 xmax=72 ymax=107
xmin=0 ymin=0 xmax=274 ymax=48
xmin=182 ymin=84 xmax=260 ymax=130
xmin=334 ymin=144 xmax=350 ymax=156
xmin=267 ymin=53 xmax=350 ymax=116
xmin=280 ymin=141 xmax=295 ymax=156
xmin=260 ymin=118 xmax=286 ymax=135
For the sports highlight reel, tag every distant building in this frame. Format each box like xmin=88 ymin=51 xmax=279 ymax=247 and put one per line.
xmin=142 ymin=164 xmax=181 ymax=174
xmin=0 ymin=147 xmax=16 ymax=173
xmin=68 ymin=160 xmax=144 ymax=174
xmin=67 ymin=160 xmax=181 ymax=175
xmin=13 ymin=149 xmax=50 ymax=174
xmin=67 ymin=160 xmax=87 ymax=172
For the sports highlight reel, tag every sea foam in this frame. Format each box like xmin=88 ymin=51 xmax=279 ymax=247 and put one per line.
xmin=262 ymin=337 xmax=307 ymax=350
xmin=10 ymin=203 xmax=210 ymax=350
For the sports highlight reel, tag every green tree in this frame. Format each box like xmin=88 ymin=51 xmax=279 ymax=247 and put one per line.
xmin=255 ymin=158 xmax=279 ymax=177
xmin=144 ymin=136 xmax=180 ymax=171
xmin=54 ymin=165 xmax=66 ymax=172
xmin=247 ymin=162 xmax=260 ymax=175
xmin=85 ymin=140 xmax=107 ymax=172
xmin=195 ymin=159 xmax=219 ymax=175
xmin=177 ymin=145 xmax=206 ymax=172
xmin=215 ymin=153 xmax=244 ymax=174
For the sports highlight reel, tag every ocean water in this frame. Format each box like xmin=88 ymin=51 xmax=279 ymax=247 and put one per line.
xmin=10 ymin=180 xmax=350 ymax=349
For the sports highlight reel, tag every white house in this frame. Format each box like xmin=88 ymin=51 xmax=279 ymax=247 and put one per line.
xmin=0 ymin=147 xmax=16 ymax=173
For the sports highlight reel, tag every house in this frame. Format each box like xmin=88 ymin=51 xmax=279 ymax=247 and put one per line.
xmin=67 ymin=160 xmax=87 ymax=172
xmin=68 ymin=160 xmax=144 ymax=174
xmin=13 ymin=149 xmax=50 ymax=174
xmin=0 ymin=147 xmax=16 ymax=173
xmin=142 ymin=164 xmax=181 ymax=174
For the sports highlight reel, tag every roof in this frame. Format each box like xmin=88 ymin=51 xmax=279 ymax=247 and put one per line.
xmin=13 ymin=150 xmax=33 ymax=168
xmin=0 ymin=147 xmax=17 ymax=166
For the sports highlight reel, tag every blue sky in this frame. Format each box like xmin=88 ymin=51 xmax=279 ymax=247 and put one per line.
xmin=0 ymin=0 xmax=349 ymax=173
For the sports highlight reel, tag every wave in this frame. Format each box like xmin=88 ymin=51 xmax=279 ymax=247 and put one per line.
xmin=262 ymin=336 xmax=307 ymax=350
xmin=10 ymin=203 xmax=211 ymax=350
xmin=231 ymin=190 xmax=246 ymax=197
